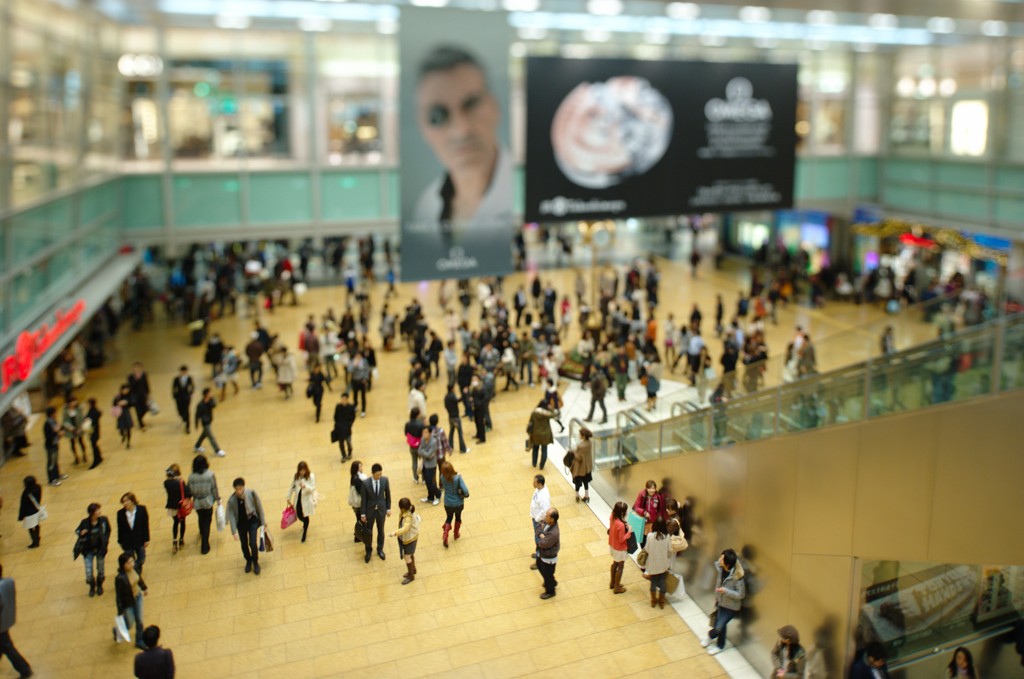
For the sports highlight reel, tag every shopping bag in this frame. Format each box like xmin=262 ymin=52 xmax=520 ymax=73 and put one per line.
xmin=666 ymin=571 xmax=681 ymax=595
xmin=148 ymin=401 xmax=160 ymax=415
xmin=215 ymin=503 xmax=226 ymax=532
xmin=263 ymin=529 xmax=274 ymax=552
xmin=114 ymin=615 xmax=132 ymax=643
xmin=281 ymin=505 xmax=297 ymax=530
xmin=626 ymin=510 xmax=646 ymax=549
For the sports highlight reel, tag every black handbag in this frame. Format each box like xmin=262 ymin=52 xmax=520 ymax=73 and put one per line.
xmin=354 ymin=520 xmax=372 ymax=544
xmin=330 ymin=429 xmax=339 ymax=443
xmin=625 ymin=530 xmax=639 ymax=554
xmin=73 ymin=533 xmax=88 ymax=560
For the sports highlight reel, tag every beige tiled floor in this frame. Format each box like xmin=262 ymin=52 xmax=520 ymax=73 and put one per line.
xmin=0 ymin=258 xmax=936 ymax=678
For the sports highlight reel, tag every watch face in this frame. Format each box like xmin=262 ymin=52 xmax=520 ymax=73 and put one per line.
xmin=551 ymin=76 xmax=673 ymax=189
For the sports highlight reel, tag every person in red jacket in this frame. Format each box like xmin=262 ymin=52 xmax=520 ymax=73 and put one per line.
xmin=632 ymin=480 xmax=663 ymax=537
xmin=607 ymin=501 xmax=632 ymax=595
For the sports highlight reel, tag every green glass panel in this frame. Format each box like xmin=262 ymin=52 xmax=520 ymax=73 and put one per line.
xmin=856 ymin=158 xmax=879 ymax=199
xmin=388 ymin=170 xmax=399 ymax=218
xmin=248 ymin=173 xmax=312 ymax=225
xmin=10 ymin=197 xmax=72 ymax=261
xmin=995 ymin=166 xmax=1024 ymax=192
xmin=936 ymin=190 xmax=987 ymax=219
xmin=1000 ymin=322 xmax=1024 ymax=391
xmin=514 ymin=166 xmax=525 ymax=213
xmin=935 ymin=162 xmax=988 ymax=188
xmin=885 ymin=159 xmax=930 ymax=184
xmin=80 ymin=179 xmax=118 ymax=225
xmin=884 ymin=184 xmax=931 ymax=211
xmin=322 ymin=171 xmax=383 ymax=221
xmin=172 ymin=174 xmax=241 ymax=227
xmin=122 ymin=176 xmax=164 ymax=230
xmin=994 ymin=196 xmax=1024 ymax=223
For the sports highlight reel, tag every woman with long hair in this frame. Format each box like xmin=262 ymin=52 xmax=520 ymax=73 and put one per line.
xmin=112 ymin=552 xmax=147 ymax=650
xmin=287 ymin=461 xmax=317 ymax=543
xmin=348 ymin=460 xmax=368 ymax=539
xmin=569 ymin=427 xmax=594 ymax=503
xmin=114 ymin=384 xmax=133 ymax=449
xmin=607 ymin=501 xmax=631 ymax=595
xmin=17 ymin=476 xmax=43 ymax=549
xmin=439 ymin=461 xmax=470 ymax=548
xmin=163 ymin=464 xmax=190 ymax=553
xmin=946 ymin=646 xmax=979 ymax=679
xmin=86 ymin=397 xmax=102 ymax=468
xmin=388 ymin=498 xmax=421 ymax=585
xmin=643 ymin=516 xmax=673 ymax=609
xmin=187 ymin=454 xmax=220 ymax=555
xmin=404 ymin=408 xmax=425 ymax=485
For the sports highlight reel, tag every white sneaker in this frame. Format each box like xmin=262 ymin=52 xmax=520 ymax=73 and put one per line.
xmin=215 ymin=450 xmax=227 ymax=457
xmin=432 ymin=499 xmax=439 ymax=506
xmin=708 ymin=645 xmax=725 ymax=656
xmin=420 ymin=497 xmax=430 ymax=503
xmin=462 ymin=448 xmax=471 ymax=454
xmin=700 ymin=637 xmax=714 ymax=648
xmin=360 ymin=412 xmax=366 ymax=418
xmin=194 ymin=446 xmax=205 ymax=453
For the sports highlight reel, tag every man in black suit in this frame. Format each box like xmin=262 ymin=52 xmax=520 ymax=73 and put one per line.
xmin=171 ymin=365 xmax=194 ymax=434
xmin=134 ymin=625 xmax=174 ymax=679
xmin=359 ymin=463 xmax=391 ymax=563
xmin=116 ymin=493 xmax=150 ymax=576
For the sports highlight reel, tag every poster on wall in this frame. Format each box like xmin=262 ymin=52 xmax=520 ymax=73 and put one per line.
xmin=399 ymin=7 xmax=514 ymax=282
xmin=524 ymin=57 xmax=798 ymax=222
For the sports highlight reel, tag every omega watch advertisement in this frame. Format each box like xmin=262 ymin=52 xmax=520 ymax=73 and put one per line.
xmin=524 ymin=57 xmax=798 ymax=222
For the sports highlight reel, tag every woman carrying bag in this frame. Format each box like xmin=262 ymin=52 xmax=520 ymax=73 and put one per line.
xmin=286 ymin=461 xmax=317 ymax=543
xmin=439 ymin=461 xmax=470 ymax=548
xmin=643 ymin=517 xmax=673 ymax=609
xmin=112 ymin=552 xmax=147 ymax=650
xmin=607 ymin=501 xmax=632 ymax=595
xmin=164 ymin=465 xmax=192 ymax=554
xmin=18 ymin=476 xmax=44 ymax=549
xmin=187 ymin=455 xmax=220 ymax=555
xmin=569 ymin=427 xmax=594 ymax=503
xmin=389 ymin=498 xmax=421 ymax=585
xmin=75 ymin=503 xmax=111 ymax=597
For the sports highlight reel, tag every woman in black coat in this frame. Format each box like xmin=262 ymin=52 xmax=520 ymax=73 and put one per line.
xmin=113 ymin=552 xmax=148 ymax=650
xmin=116 ymin=493 xmax=150 ymax=576
xmin=163 ymin=464 xmax=191 ymax=553
xmin=307 ymin=364 xmax=332 ymax=423
xmin=126 ymin=362 xmax=151 ymax=430
xmin=75 ymin=503 xmax=112 ymax=596
xmin=17 ymin=476 xmax=43 ymax=549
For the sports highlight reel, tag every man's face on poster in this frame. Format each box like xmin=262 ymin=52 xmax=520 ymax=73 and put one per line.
xmin=417 ymin=63 xmax=500 ymax=175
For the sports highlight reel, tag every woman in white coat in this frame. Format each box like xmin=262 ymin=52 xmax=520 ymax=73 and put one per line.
xmin=286 ymin=461 xmax=317 ymax=542
xmin=277 ymin=347 xmax=297 ymax=399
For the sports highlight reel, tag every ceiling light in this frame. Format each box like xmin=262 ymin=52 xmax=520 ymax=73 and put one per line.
xmin=807 ymin=39 xmax=829 ymax=51
xmin=917 ymin=77 xmax=937 ymax=97
xmin=298 ymin=16 xmax=332 ymax=31
xmin=939 ymin=78 xmax=958 ymax=97
xmin=644 ymin=31 xmax=671 ymax=45
xmin=896 ymin=76 xmax=916 ymax=97
xmin=739 ymin=6 xmax=770 ymax=23
xmin=980 ymin=20 xmax=1007 ymax=38
xmin=806 ymin=10 xmax=836 ymax=25
xmin=561 ymin=44 xmax=593 ymax=59
xmin=926 ymin=17 xmax=955 ymax=34
xmin=853 ymin=43 xmax=876 ymax=53
xmin=583 ymin=28 xmax=611 ymax=42
xmin=503 ymin=0 xmax=540 ymax=11
xmin=700 ymin=34 xmax=726 ymax=47
xmin=214 ymin=14 xmax=250 ymax=29
xmin=665 ymin=2 xmax=699 ymax=20
xmin=377 ymin=18 xmax=397 ymax=34
xmin=586 ymin=0 xmax=622 ymax=17
xmin=517 ymin=26 xmax=548 ymax=39
xmin=410 ymin=0 xmax=449 ymax=7
xmin=754 ymin=37 xmax=778 ymax=49
xmin=868 ymin=13 xmax=898 ymax=30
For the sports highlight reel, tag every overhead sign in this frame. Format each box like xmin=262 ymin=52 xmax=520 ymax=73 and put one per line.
xmin=1 ymin=300 xmax=86 ymax=393
xmin=525 ymin=57 xmax=798 ymax=222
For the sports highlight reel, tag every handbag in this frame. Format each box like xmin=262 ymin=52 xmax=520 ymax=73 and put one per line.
xmin=347 ymin=485 xmax=362 ymax=508
xmin=24 ymin=495 xmax=47 ymax=529
xmin=625 ymin=530 xmax=639 ymax=555
xmin=330 ymin=429 xmax=340 ymax=443
xmin=670 ymin=534 xmax=688 ymax=553
xmin=73 ymin=533 xmax=88 ymax=560
xmin=177 ymin=480 xmax=194 ymax=521
xmin=148 ymin=401 xmax=160 ymax=415
xmin=354 ymin=520 xmax=372 ymax=544
xmin=261 ymin=528 xmax=275 ymax=553
xmin=110 ymin=405 xmax=123 ymax=419
xmin=405 ymin=433 xmax=421 ymax=448
xmin=281 ymin=505 xmax=297 ymax=530
xmin=215 ymin=503 xmax=226 ymax=532
xmin=666 ymin=572 xmax=680 ymax=595
xmin=114 ymin=615 xmax=132 ymax=643
xmin=636 ymin=548 xmax=649 ymax=568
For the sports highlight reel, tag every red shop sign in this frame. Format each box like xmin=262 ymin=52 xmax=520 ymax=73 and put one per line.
xmin=1 ymin=300 xmax=87 ymax=394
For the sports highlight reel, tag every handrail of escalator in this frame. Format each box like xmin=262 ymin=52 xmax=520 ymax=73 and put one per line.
xmin=886 ymin=622 xmax=1018 ymax=671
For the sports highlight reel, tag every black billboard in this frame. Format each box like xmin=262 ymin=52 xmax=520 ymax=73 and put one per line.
xmin=524 ymin=57 xmax=798 ymax=222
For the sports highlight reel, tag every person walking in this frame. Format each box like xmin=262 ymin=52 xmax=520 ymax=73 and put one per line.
xmin=527 ymin=402 xmax=556 ymax=470
xmin=608 ymin=501 xmax=631 ymax=594
xmin=585 ymin=372 xmax=608 ymax=424
xmin=193 ymin=389 xmax=226 ymax=457
xmin=0 ymin=565 xmax=33 ymax=678
xmin=245 ymin=333 xmax=265 ymax=389
xmin=470 ymin=377 xmax=489 ymax=444
xmin=359 ymin=463 xmax=392 ymax=563
xmin=114 ymin=386 xmax=134 ymax=449
xmin=770 ymin=625 xmax=807 ymax=679
xmin=443 ymin=384 xmax=469 ymax=455
xmin=163 ymin=465 xmax=190 ymax=554
xmin=134 ymin=625 xmax=174 ymax=679
xmin=528 ymin=475 xmax=550 ymax=569
xmin=17 ymin=477 xmax=43 ymax=549
xmin=643 ymin=517 xmax=672 ymax=609
xmin=75 ymin=503 xmax=111 ymax=597
xmin=348 ymin=350 xmax=371 ymax=417
xmin=404 ymin=409 xmax=425 ymax=485
xmin=85 ymin=398 xmax=102 ymax=469
xmin=225 ymin=478 xmax=267 ymax=575
xmin=535 ymin=507 xmax=560 ymax=600
xmin=701 ymin=548 xmax=746 ymax=655
xmin=112 ymin=552 xmax=147 ymax=650
xmin=276 ymin=348 xmax=297 ymax=399
xmin=43 ymin=407 xmax=64 ymax=487
xmin=62 ymin=397 xmax=87 ymax=465
xmin=187 ymin=455 xmax=220 ymax=555
xmin=333 ymin=392 xmax=356 ymax=461
xmin=439 ymin=461 xmax=469 ymax=548
xmin=569 ymin=427 xmax=594 ymax=503
xmin=388 ymin=498 xmax=421 ymax=585
xmin=306 ymin=364 xmax=332 ymax=423
xmin=286 ymin=461 xmax=317 ymax=543
xmin=127 ymin=363 xmax=151 ymax=431
xmin=417 ymin=427 xmax=440 ymax=506
xmin=217 ymin=346 xmax=241 ymax=401
xmin=116 ymin=493 xmax=150 ymax=576
xmin=171 ymin=365 xmax=194 ymax=434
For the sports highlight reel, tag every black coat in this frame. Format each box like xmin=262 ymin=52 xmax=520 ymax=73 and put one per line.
xmin=116 ymin=505 xmax=151 ymax=549
xmin=333 ymin=403 xmax=356 ymax=436
xmin=17 ymin=487 xmax=42 ymax=521
xmin=114 ymin=570 xmax=147 ymax=614
xmin=75 ymin=516 xmax=112 ymax=556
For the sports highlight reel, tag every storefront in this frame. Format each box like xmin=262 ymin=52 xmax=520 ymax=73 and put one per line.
xmin=776 ymin=209 xmax=832 ymax=274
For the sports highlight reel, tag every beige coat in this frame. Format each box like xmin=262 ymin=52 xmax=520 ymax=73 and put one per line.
xmin=569 ymin=439 xmax=593 ymax=478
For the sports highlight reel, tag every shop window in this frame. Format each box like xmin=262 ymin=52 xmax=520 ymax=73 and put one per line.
xmin=949 ymin=100 xmax=988 ymax=157
xmin=889 ymin=100 xmax=945 ymax=153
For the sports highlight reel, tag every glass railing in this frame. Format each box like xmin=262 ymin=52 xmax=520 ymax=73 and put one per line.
xmin=597 ymin=311 xmax=1023 ymax=469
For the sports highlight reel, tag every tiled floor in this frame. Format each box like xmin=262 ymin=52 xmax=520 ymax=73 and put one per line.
xmin=0 ymin=258 xmax=936 ymax=678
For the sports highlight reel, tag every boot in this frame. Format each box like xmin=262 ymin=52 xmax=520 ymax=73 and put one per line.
xmin=609 ymin=562 xmax=616 ymax=589
xmin=96 ymin=576 xmax=105 ymax=595
xmin=658 ymin=591 xmax=666 ymax=609
xmin=88 ymin=577 xmax=96 ymax=598
xmin=650 ymin=591 xmax=658 ymax=608
xmin=453 ymin=521 xmax=462 ymax=541
xmin=411 ymin=555 xmax=417 ymax=575
xmin=442 ymin=523 xmax=451 ymax=549
xmin=401 ymin=560 xmax=415 ymax=585
xmin=613 ymin=562 xmax=627 ymax=594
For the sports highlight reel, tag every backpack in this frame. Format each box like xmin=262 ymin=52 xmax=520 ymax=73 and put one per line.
xmin=563 ymin=449 xmax=576 ymax=470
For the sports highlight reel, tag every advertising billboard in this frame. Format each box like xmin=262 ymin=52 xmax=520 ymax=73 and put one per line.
xmin=524 ymin=57 xmax=798 ymax=222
